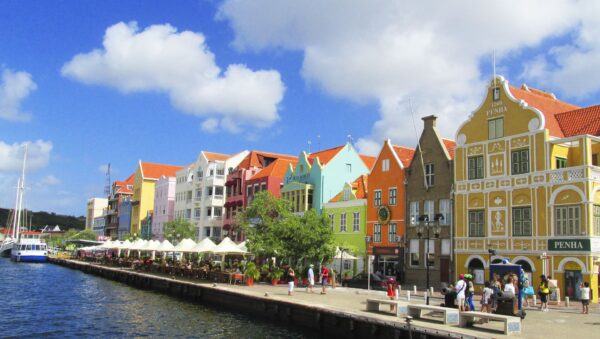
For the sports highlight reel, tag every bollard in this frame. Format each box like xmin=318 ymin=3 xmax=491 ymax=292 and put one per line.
xmin=532 ymin=295 xmax=537 ymax=306
xmin=565 ymin=297 xmax=570 ymax=307
xmin=398 ymin=285 xmax=402 ymax=293
xmin=413 ymin=285 xmax=417 ymax=294
xmin=407 ymin=291 xmax=411 ymax=301
xmin=395 ymin=287 xmax=400 ymax=300
xmin=430 ymin=287 xmax=434 ymax=295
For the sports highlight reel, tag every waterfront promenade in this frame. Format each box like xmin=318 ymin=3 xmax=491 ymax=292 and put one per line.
xmin=54 ymin=259 xmax=598 ymax=339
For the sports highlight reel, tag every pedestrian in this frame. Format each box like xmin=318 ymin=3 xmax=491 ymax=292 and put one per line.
xmin=481 ymin=281 xmax=494 ymax=313
xmin=580 ymin=282 xmax=590 ymax=314
xmin=307 ymin=264 xmax=315 ymax=293
xmin=538 ymin=274 xmax=550 ymax=312
xmin=443 ymin=284 xmax=457 ymax=308
xmin=465 ymin=274 xmax=475 ymax=311
xmin=455 ymin=274 xmax=467 ymax=311
xmin=320 ymin=265 xmax=329 ymax=295
xmin=386 ymin=278 xmax=397 ymax=312
xmin=517 ymin=268 xmax=526 ymax=310
xmin=287 ymin=267 xmax=295 ymax=296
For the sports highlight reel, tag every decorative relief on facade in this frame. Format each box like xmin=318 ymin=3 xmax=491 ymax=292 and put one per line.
xmin=500 ymin=180 xmax=511 ymax=187
xmin=515 ymin=177 xmax=528 ymax=186
xmin=489 ymin=208 xmax=507 ymax=237
xmin=537 ymin=240 xmax=547 ymax=251
xmin=550 ymin=171 xmax=564 ymax=184
xmin=591 ymin=169 xmax=600 ymax=181
xmin=471 ymin=183 xmax=481 ymax=190
xmin=457 ymin=134 xmax=466 ymax=146
xmin=456 ymin=240 xmax=464 ymax=249
xmin=493 ymin=197 xmax=503 ymax=206
xmin=488 ymin=141 xmax=505 ymax=154
xmin=528 ymin=118 xmax=540 ymax=132
xmin=513 ymin=239 xmax=531 ymax=251
xmin=486 ymin=180 xmax=496 ymax=189
xmin=468 ymin=145 xmax=483 ymax=156
xmin=533 ymin=175 xmax=545 ymax=183
xmin=511 ymin=137 xmax=529 ymax=149
xmin=490 ymin=154 xmax=504 ymax=176
xmin=488 ymin=239 xmax=507 ymax=250
xmin=468 ymin=240 xmax=484 ymax=249
xmin=567 ymin=168 xmax=584 ymax=180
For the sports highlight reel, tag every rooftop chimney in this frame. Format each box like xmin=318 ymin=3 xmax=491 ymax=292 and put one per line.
xmin=422 ymin=115 xmax=437 ymax=129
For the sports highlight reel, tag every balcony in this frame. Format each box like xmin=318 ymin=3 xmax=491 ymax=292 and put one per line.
xmin=548 ymin=166 xmax=599 ymax=184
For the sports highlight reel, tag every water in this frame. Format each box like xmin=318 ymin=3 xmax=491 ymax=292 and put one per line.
xmin=0 ymin=259 xmax=310 ymax=338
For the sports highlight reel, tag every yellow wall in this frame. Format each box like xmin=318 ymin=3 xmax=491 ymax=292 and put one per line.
xmin=130 ymin=165 xmax=157 ymax=236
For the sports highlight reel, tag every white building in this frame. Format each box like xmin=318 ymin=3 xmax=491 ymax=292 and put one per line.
xmin=151 ymin=175 xmax=176 ymax=240
xmin=174 ymin=151 xmax=248 ymax=241
xmin=92 ymin=213 xmax=106 ymax=236
xmin=86 ymin=197 xmax=108 ymax=230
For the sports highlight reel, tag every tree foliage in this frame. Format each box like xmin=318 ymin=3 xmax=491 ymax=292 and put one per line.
xmin=239 ymin=191 xmax=335 ymax=267
xmin=164 ymin=218 xmax=195 ymax=244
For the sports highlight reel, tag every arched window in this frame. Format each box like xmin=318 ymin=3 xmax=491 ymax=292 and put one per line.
xmin=491 ymin=258 xmax=503 ymax=264
xmin=515 ymin=260 xmax=532 ymax=272
xmin=467 ymin=258 xmax=485 ymax=284
xmin=468 ymin=258 xmax=485 ymax=270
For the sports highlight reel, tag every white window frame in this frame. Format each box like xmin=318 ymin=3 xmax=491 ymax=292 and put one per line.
xmin=353 ymin=212 xmax=360 ymax=232
xmin=555 ymin=205 xmax=580 ymax=236
xmin=410 ymin=239 xmax=420 ymax=267
xmin=374 ymin=224 xmax=382 ymax=242
xmin=424 ymin=200 xmax=434 ymax=221
xmin=340 ymin=213 xmax=347 ymax=232
xmin=389 ymin=187 xmax=397 ymax=205
xmin=410 ymin=201 xmax=419 ymax=226
xmin=425 ymin=163 xmax=434 ymax=187
xmin=382 ymin=159 xmax=390 ymax=172
xmin=388 ymin=223 xmax=397 ymax=242
xmin=374 ymin=190 xmax=382 ymax=207
xmin=439 ymin=199 xmax=451 ymax=225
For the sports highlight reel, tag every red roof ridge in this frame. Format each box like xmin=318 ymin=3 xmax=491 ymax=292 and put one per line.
xmin=554 ymin=104 xmax=600 ymax=137
xmin=251 ymin=158 xmax=297 ymax=180
xmin=203 ymin=151 xmax=231 ymax=161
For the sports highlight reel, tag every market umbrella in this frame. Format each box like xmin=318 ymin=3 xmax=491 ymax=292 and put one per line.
xmin=334 ymin=247 xmax=358 ymax=260
xmin=173 ymin=238 xmax=197 ymax=252
xmin=213 ymin=237 xmax=248 ymax=255
xmin=191 ymin=237 xmax=216 ymax=253
xmin=237 ymin=241 xmax=248 ymax=253
xmin=156 ymin=239 xmax=175 ymax=252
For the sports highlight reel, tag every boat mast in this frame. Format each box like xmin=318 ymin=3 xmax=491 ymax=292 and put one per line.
xmin=14 ymin=144 xmax=28 ymax=241
xmin=11 ymin=178 xmax=20 ymax=239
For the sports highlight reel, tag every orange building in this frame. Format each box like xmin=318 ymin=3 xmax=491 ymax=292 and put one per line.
xmin=367 ymin=139 xmax=415 ymax=280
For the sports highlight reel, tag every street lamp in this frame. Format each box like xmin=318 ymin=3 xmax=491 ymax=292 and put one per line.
xmin=365 ymin=235 xmax=372 ymax=290
xmin=417 ymin=214 xmax=442 ymax=305
xmin=487 ymin=245 xmax=496 ymax=281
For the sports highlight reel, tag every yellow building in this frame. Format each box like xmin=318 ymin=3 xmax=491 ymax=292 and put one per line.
xmin=130 ymin=161 xmax=184 ymax=236
xmin=454 ymin=75 xmax=600 ymax=303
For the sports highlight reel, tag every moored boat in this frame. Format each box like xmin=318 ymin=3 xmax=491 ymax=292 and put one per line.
xmin=11 ymin=231 xmax=48 ymax=262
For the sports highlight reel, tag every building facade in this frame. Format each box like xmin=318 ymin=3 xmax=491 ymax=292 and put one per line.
xmin=105 ymin=174 xmax=134 ymax=238
xmin=86 ymin=198 xmax=108 ymax=230
xmin=405 ymin=115 xmax=456 ymax=290
xmin=118 ymin=197 xmax=132 ymax=239
xmin=366 ymin=140 xmax=415 ymax=280
xmin=454 ymin=75 xmax=600 ymax=302
xmin=151 ymin=175 xmax=176 ymax=241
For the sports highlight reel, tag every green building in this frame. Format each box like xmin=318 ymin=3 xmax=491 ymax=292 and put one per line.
xmin=323 ymin=175 xmax=368 ymax=275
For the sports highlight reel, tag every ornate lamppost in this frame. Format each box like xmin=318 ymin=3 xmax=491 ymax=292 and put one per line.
xmin=417 ymin=214 xmax=442 ymax=304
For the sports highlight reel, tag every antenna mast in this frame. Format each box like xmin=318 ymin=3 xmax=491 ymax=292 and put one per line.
xmin=104 ymin=163 xmax=111 ymax=197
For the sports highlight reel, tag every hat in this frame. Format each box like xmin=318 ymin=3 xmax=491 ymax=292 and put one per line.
xmin=540 ymin=274 xmax=546 ymax=279
xmin=387 ymin=277 xmax=395 ymax=283
xmin=459 ymin=273 xmax=465 ymax=279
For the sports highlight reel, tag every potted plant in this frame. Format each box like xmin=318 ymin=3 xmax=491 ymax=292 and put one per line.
xmin=244 ymin=262 xmax=260 ymax=287
xmin=268 ymin=267 xmax=284 ymax=285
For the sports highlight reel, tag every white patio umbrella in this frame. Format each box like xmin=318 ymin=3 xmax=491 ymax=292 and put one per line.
xmin=173 ymin=238 xmax=197 ymax=252
xmin=213 ymin=237 xmax=248 ymax=255
xmin=335 ymin=247 xmax=358 ymax=260
xmin=191 ymin=237 xmax=216 ymax=253
xmin=156 ymin=239 xmax=175 ymax=252
xmin=116 ymin=239 xmax=131 ymax=257
xmin=142 ymin=240 xmax=160 ymax=260
xmin=237 ymin=241 xmax=248 ymax=253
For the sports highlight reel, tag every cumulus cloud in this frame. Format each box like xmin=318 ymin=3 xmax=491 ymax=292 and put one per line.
xmin=62 ymin=21 xmax=285 ymax=131
xmin=0 ymin=140 xmax=53 ymax=172
xmin=218 ymin=0 xmax=587 ymax=152
xmin=38 ymin=175 xmax=60 ymax=187
xmin=0 ymin=68 xmax=37 ymax=122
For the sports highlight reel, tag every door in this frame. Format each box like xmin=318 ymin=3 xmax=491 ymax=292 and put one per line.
xmin=440 ymin=258 xmax=450 ymax=284
xmin=565 ymin=270 xmax=583 ymax=300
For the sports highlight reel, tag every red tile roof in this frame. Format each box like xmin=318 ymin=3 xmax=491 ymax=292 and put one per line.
xmin=203 ymin=151 xmax=230 ymax=161
xmin=251 ymin=159 xmax=297 ymax=180
xmin=392 ymin=145 xmax=416 ymax=167
xmin=442 ymin=139 xmax=457 ymax=160
xmin=509 ymin=85 xmax=580 ymax=138
xmin=237 ymin=150 xmax=297 ymax=169
xmin=329 ymin=175 xmax=368 ymax=202
xmin=308 ymin=145 xmax=345 ymax=166
xmin=555 ymin=104 xmax=600 ymax=137
xmin=360 ymin=155 xmax=376 ymax=170
xmin=114 ymin=173 xmax=135 ymax=194
xmin=141 ymin=162 xmax=184 ymax=180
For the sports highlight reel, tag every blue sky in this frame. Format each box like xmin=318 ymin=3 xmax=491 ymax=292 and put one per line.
xmin=1 ymin=1 xmax=599 ymax=216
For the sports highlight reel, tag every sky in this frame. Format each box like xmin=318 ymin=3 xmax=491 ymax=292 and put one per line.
xmin=1 ymin=0 xmax=600 ymax=217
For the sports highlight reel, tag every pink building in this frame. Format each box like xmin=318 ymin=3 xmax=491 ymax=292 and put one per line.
xmin=151 ymin=175 xmax=176 ymax=240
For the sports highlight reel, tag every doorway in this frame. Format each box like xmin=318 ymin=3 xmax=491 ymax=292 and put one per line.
xmin=440 ymin=258 xmax=450 ymax=283
xmin=565 ymin=270 xmax=583 ymax=300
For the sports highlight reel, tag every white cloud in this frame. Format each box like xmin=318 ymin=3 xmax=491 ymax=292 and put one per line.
xmin=62 ymin=21 xmax=285 ymax=131
xmin=218 ymin=0 xmax=588 ymax=148
xmin=0 ymin=140 xmax=53 ymax=172
xmin=38 ymin=175 xmax=60 ymax=187
xmin=0 ymin=68 xmax=37 ymax=122
xmin=201 ymin=118 xmax=219 ymax=133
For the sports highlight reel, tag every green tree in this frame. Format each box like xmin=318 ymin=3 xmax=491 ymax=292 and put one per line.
xmin=121 ymin=232 xmax=139 ymax=241
xmin=73 ymin=229 xmax=98 ymax=241
xmin=164 ymin=218 xmax=195 ymax=243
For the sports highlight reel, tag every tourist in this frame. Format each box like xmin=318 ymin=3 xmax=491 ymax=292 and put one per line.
xmin=307 ymin=264 xmax=315 ymax=293
xmin=287 ymin=267 xmax=295 ymax=296
xmin=538 ymin=274 xmax=550 ymax=312
xmin=465 ymin=274 xmax=475 ymax=311
xmin=481 ymin=281 xmax=494 ymax=319
xmin=455 ymin=274 xmax=467 ymax=311
xmin=320 ymin=265 xmax=329 ymax=295
xmin=386 ymin=278 xmax=397 ymax=313
xmin=442 ymin=284 xmax=457 ymax=308
xmin=517 ymin=268 xmax=526 ymax=310
xmin=504 ymin=275 xmax=516 ymax=294
xmin=580 ymin=282 xmax=590 ymax=314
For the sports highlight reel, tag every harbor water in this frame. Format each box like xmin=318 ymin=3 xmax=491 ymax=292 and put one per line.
xmin=0 ymin=259 xmax=309 ymax=338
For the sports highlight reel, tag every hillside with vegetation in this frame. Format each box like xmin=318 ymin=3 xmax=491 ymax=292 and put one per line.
xmin=0 ymin=208 xmax=86 ymax=231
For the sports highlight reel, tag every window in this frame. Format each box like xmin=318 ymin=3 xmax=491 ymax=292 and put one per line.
xmin=488 ymin=117 xmax=503 ymax=139
xmin=388 ymin=223 xmax=397 ymax=242
xmin=425 ymin=239 xmax=435 ymax=267
xmin=593 ymin=154 xmax=599 ymax=166
xmin=555 ymin=205 xmax=580 ymax=236
xmin=260 ymin=182 xmax=267 ymax=191
xmin=424 ymin=200 xmax=434 ymax=221
xmin=340 ymin=213 xmax=347 ymax=232
xmin=343 ymin=188 xmax=350 ymax=201
xmin=425 ymin=163 xmax=435 ymax=187
xmin=382 ymin=159 xmax=390 ymax=172
xmin=212 ymin=227 xmax=221 ymax=238
xmin=493 ymin=87 xmax=501 ymax=101
xmin=194 ymin=208 xmax=201 ymax=218
xmin=374 ymin=190 xmax=382 ymax=207
xmin=594 ymin=205 xmax=600 ymax=236
xmin=209 ymin=169 xmax=214 ymax=176
xmin=374 ymin=224 xmax=382 ymax=242
xmin=441 ymin=239 xmax=451 ymax=255
xmin=410 ymin=201 xmax=419 ymax=226
xmin=216 ymin=168 xmax=225 ymax=176
xmin=353 ymin=212 xmax=360 ymax=232
xmin=556 ymin=157 xmax=567 ymax=169
xmin=511 ymin=149 xmax=529 ymax=175
xmin=512 ymin=207 xmax=532 ymax=236
xmin=206 ymin=208 xmax=212 ymax=217
xmin=468 ymin=156 xmax=484 ymax=179
xmin=389 ymin=188 xmax=397 ymax=205
xmin=468 ymin=210 xmax=485 ymax=237
xmin=214 ymin=207 xmax=222 ymax=217
xmin=206 ymin=187 xmax=213 ymax=196
xmin=439 ymin=199 xmax=451 ymax=225
xmin=346 ymin=163 xmax=352 ymax=172
xmin=329 ymin=214 xmax=335 ymax=230
xmin=410 ymin=239 xmax=420 ymax=266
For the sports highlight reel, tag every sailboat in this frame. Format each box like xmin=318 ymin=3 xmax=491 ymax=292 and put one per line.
xmin=0 ymin=185 xmax=20 ymax=256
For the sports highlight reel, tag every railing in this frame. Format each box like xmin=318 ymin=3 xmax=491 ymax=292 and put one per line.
xmin=549 ymin=166 xmax=585 ymax=184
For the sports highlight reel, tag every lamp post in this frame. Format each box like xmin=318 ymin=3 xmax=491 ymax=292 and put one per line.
xmin=365 ymin=235 xmax=372 ymax=290
xmin=487 ymin=245 xmax=496 ymax=280
xmin=417 ymin=214 xmax=442 ymax=305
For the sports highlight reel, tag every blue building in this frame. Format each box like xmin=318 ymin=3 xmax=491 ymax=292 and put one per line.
xmin=118 ymin=197 xmax=132 ymax=239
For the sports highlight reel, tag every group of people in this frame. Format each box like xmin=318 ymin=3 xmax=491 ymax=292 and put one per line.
xmin=286 ymin=264 xmax=332 ymax=296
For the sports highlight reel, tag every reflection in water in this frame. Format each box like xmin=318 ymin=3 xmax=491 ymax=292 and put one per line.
xmin=0 ymin=260 xmax=308 ymax=338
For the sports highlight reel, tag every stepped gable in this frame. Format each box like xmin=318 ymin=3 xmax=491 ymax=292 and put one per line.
xmin=251 ymin=158 xmax=298 ymax=180
xmin=509 ymin=84 xmax=580 ymax=138
xmin=555 ymin=104 xmax=600 ymax=137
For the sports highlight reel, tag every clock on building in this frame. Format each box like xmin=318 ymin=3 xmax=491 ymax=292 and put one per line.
xmin=377 ymin=205 xmax=391 ymax=224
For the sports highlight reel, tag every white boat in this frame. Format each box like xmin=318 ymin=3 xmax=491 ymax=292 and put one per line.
xmin=11 ymin=231 xmax=48 ymax=262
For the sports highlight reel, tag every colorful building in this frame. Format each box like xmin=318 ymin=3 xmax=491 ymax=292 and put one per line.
xmin=106 ymin=174 xmax=134 ymax=238
xmin=323 ymin=175 xmax=368 ymax=274
xmin=281 ymin=143 xmax=375 ymax=214
xmin=224 ymin=151 xmax=296 ymax=241
xmin=454 ymin=75 xmax=600 ymax=302
xmin=405 ymin=115 xmax=456 ymax=289
xmin=366 ymin=140 xmax=415 ymax=280
xmin=130 ymin=161 xmax=184 ymax=236
xmin=86 ymin=197 xmax=107 ymax=230
xmin=151 ymin=175 xmax=176 ymax=241
xmin=118 ymin=197 xmax=132 ymax=240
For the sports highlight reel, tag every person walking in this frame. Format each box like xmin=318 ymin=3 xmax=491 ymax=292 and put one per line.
xmin=538 ymin=274 xmax=550 ymax=312
xmin=320 ymin=265 xmax=329 ymax=295
xmin=580 ymin=282 xmax=590 ymax=314
xmin=465 ymin=274 xmax=475 ymax=311
xmin=386 ymin=278 xmax=397 ymax=313
xmin=307 ymin=264 xmax=315 ymax=293
xmin=287 ymin=267 xmax=295 ymax=296
xmin=480 ymin=281 xmax=494 ymax=322
xmin=455 ymin=274 xmax=467 ymax=311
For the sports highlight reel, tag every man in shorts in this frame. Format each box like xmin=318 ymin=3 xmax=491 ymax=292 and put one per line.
xmin=320 ymin=265 xmax=329 ymax=294
xmin=455 ymin=274 xmax=467 ymax=311
xmin=307 ymin=264 xmax=315 ymax=293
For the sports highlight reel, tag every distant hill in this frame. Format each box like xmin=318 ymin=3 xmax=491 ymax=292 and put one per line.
xmin=0 ymin=208 xmax=86 ymax=231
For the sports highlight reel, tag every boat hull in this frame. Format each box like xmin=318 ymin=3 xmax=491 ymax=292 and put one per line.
xmin=11 ymin=254 xmax=47 ymax=262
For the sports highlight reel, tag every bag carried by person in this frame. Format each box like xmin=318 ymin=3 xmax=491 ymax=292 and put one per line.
xmin=523 ymin=286 xmax=535 ymax=296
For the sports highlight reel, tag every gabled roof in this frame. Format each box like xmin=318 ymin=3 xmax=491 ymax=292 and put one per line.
xmin=442 ymin=139 xmax=457 ymax=160
xmin=329 ymin=175 xmax=368 ymax=202
xmin=555 ymin=104 xmax=600 ymax=137
xmin=360 ymin=155 xmax=376 ymax=170
xmin=251 ymin=159 xmax=297 ymax=180
xmin=140 ymin=162 xmax=184 ymax=180
xmin=308 ymin=145 xmax=345 ymax=166
xmin=113 ymin=173 xmax=135 ymax=194
xmin=237 ymin=150 xmax=297 ymax=170
xmin=509 ymin=84 xmax=580 ymax=138
xmin=392 ymin=145 xmax=416 ymax=167
xmin=203 ymin=151 xmax=230 ymax=162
